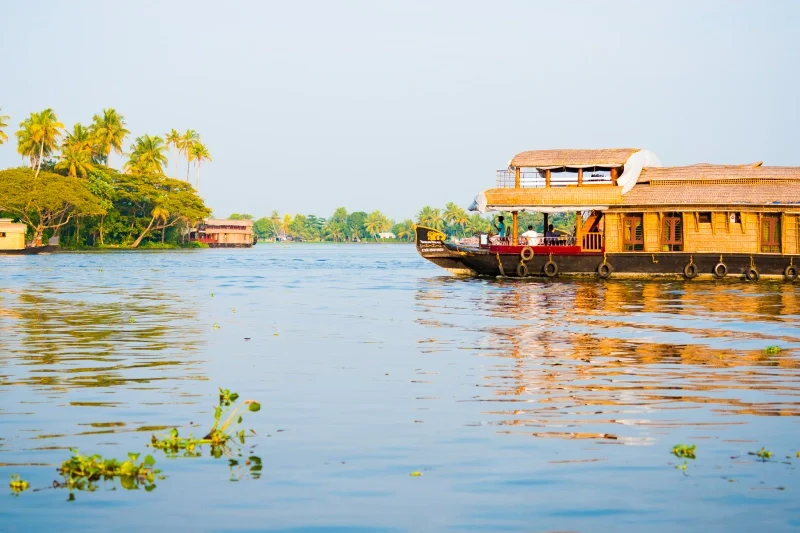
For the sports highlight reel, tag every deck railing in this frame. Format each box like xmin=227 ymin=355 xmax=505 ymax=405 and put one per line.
xmin=495 ymin=169 xmax=614 ymax=188
xmin=581 ymin=232 xmax=603 ymax=251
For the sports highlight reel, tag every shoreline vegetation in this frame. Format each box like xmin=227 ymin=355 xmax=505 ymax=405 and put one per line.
xmin=0 ymin=106 xmax=574 ymax=250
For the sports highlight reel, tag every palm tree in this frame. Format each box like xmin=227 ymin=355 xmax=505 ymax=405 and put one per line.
xmin=0 ymin=108 xmax=9 ymax=145
xmin=444 ymin=202 xmax=469 ymax=237
xmin=280 ymin=214 xmax=292 ymax=240
xmin=188 ymin=141 xmax=211 ymax=190
xmin=90 ymin=108 xmax=130 ymax=167
xmin=466 ymin=213 xmax=490 ymax=235
xmin=165 ymin=129 xmax=181 ymax=178
xmin=55 ymin=144 xmax=94 ymax=178
xmin=124 ymin=134 xmax=169 ymax=175
xmin=16 ymin=109 xmax=64 ymax=177
xmin=396 ymin=219 xmax=415 ymax=241
xmin=153 ymin=206 xmax=169 ymax=243
xmin=364 ymin=210 xmax=391 ymax=241
xmin=417 ymin=206 xmax=444 ymax=231
xmin=179 ymin=130 xmax=200 ymax=181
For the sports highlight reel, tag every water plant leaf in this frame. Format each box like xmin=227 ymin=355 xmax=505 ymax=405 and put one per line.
xmin=409 ymin=471 xmax=422 ymax=477
xmin=763 ymin=346 xmax=781 ymax=355
xmin=248 ymin=402 xmax=261 ymax=413
xmin=671 ymin=444 xmax=696 ymax=459
xmin=143 ymin=455 xmax=156 ymax=467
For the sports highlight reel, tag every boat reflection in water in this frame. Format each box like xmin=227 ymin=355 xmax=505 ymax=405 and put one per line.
xmin=414 ymin=279 xmax=800 ymax=444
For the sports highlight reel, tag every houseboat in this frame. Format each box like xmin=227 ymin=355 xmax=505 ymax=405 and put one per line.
xmin=0 ymin=219 xmax=58 ymax=255
xmin=188 ymin=218 xmax=256 ymax=248
xmin=415 ymin=148 xmax=800 ymax=281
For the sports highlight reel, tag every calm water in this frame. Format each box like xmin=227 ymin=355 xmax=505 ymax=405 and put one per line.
xmin=1 ymin=245 xmax=799 ymax=532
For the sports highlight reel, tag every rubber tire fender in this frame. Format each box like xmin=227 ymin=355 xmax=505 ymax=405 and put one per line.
xmin=745 ymin=266 xmax=760 ymax=281
xmin=543 ymin=260 xmax=558 ymax=278
xmin=520 ymin=246 xmax=534 ymax=261
xmin=597 ymin=262 xmax=612 ymax=279
xmin=683 ymin=262 xmax=698 ymax=279
xmin=713 ymin=262 xmax=728 ymax=279
xmin=516 ymin=262 xmax=529 ymax=278
xmin=784 ymin=264 xmax=799 ymax=281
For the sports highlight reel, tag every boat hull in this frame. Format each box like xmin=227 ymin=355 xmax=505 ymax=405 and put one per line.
xmin=414 ymin=226 xmax=799 ymax=281
xmin=0 ymin=245 xmax=59 ymax=255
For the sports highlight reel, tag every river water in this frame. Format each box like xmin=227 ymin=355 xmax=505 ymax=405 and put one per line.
xmin=0 ymin=245 xmax=799 ymax=532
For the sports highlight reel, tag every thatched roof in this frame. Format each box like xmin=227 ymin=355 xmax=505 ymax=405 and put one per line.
xmin=636 ymin=163 xmax=800 ymax=184
xmin=205 ymin=219 xmax=253 ymax=227
xmin=510 ymin=148 xmax=639 ymax=169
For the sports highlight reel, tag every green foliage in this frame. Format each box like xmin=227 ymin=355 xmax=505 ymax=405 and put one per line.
xmin=763 ymin=346 xmax=781 ymax=355
xmin=9 ymin=474 xmax=29 ymax=493
xmin=671 ymin=444 xmax=696 ymax=459
xmin=57 ymin=449 xmax=159 ymax=492
xmin=151 ymin=388 xmax=261 ymax=455
xmin=750 ymin=447 xmax=773 ymax=461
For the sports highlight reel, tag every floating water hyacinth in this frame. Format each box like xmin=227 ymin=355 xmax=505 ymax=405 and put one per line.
xmin=9 ymin=474 xmax=29 ymax=493
xmin=57 ymin=449 xmax=160 ymax=493
xmin=671 ymin=444 xmax=696 ymax=459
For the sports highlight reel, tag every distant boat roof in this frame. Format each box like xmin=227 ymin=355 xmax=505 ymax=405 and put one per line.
xmin=205 ymin=219 xmax=253 ymax=226
xmin=510 ymin=148 xmax=640 ymax=169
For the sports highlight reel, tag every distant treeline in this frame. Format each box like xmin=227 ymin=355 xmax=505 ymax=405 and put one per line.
xmin=231 ymin=204 xmax=576 ymax=243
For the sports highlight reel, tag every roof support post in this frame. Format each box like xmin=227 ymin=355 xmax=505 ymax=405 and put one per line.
xmin=611 ymin=167 xmax=619 ymax=186
xmin=545 ymin=169 xmax=551 ymax=188
xmin=512 ymin=211 xmax=519 ymax=246
xmin=515 ymin=167 xmax=520 ymax=189
xmin=577 ymin=168 xmax=583 ymax=186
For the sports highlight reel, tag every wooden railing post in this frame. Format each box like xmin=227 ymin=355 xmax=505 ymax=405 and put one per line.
xmin=512 ymin=211 xmax=519 ymax=246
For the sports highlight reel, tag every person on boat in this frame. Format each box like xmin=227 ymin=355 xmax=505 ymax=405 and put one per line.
xmin=494 ymin=216 xmax=506 ymax=237
xmin=521 ymin=225 xmax=539 ymax=245
xmin=545 ymin=224 xmax=558 ymax=245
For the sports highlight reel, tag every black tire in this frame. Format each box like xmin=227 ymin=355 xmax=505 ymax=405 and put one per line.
xmin=713 ymin=262 xmax=728 ymax=279
xmin=683 ymin=263 xmax=698 ymax=279
xmin=543 ymin=260 xmax=558 ymax=278
xmin=516 ymin=262 xmax=528 ymax=278
xmin=745 ymin=266 xmax=760 ymax=281
xmin=785 ymin=264 xmax=799 ymax=281
xmin=520 ymin=246 xmax=534 ymax=261
xmin=597 ymin=262 xmax=612 ymax=279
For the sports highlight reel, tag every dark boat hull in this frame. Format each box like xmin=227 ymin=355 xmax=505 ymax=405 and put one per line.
xmin=414 ymin=226 xmax=799 ymax=281
xmin=0 ymin=245 xmax=59 ymax=256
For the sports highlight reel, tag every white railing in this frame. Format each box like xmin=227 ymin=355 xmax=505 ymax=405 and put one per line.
xmin=495 ymin=169 xmax=614 ymax=188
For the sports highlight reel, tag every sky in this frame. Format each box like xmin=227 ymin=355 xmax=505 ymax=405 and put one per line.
xmin=1 ymin=0 xmax=798 ymax=221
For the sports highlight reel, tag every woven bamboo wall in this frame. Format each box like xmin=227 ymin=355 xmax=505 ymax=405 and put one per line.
xmin=784 ymin=214 xmax=799 ymax=254
xmin=643 ymin=213 xmax=660 ymax=252
xmin=484 ymin=185 xmax=622 ymax=207
xmin=605 ymin=213 xmax=621 ymax=252
xmin=682 ymin=212 xmax=759 ymax=253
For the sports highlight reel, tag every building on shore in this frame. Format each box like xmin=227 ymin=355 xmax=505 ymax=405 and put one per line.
xmin=0 ymin=218 xmax=27 ymax=251
xmin=189 ymin=219 xmax=255 ymax=248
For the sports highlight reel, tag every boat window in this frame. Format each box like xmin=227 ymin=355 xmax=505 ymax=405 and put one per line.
xmin=729 ymin=212 xmax=741 ymax=224
xmin=761 ymin=214 xmax=781 ymax=253
xmin=698 ymin=212 xmax=712 ymax=224
xmin=623 ymin=214 xmax=644 ymax=251
xmin=662 ymin=213 xmax=683 ymax=252
xmin=0 ymin=232 xmax=5 ymax=238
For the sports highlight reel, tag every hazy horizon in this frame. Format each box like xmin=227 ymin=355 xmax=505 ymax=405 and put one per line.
xmin=2 ymin=0 xmax=798 ymax=220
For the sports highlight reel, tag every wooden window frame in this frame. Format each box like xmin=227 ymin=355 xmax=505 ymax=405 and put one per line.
xmin=622 ymin=214 xmax=644 ymax=251
xmin=761 ymin=214 xmax=781 ymax=253
xmin=698 ymin=212 xmax=712 ymax=224
xmin=661 ymin=213 xmax=683 ymax=252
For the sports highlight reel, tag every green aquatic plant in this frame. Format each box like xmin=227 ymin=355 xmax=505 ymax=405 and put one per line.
xmin=671 ymin=444 xmax=696 ymax=459
xmin=749 ymin=447 xmax=773 ymax=461
xmin=763 ymin=346 xmax=781 ymax=355
xmin=409 ymin=471 xmax=422 ymax=477
xmin=9 ymin=474 xmax=29 ymax=493
xmin=128 ymin=316 xmax=135 ymax=323
xmin=228 ymin=456 xmax=262 ymax=481
xmin=675 ymin=461 xmax=688 ymax=472
xmin=151 ymin=388 xmax=260 ymax=453
xmin=57 ymin=449 xmax=160 ymax=492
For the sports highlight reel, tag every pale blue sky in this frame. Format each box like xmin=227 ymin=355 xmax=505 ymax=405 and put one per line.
xmin=1 ymin=0 xmax=798 ymax=220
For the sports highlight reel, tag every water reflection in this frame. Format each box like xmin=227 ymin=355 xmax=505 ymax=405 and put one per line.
xmin=415 ymin=280 xmax=800 ymax=441
xmin=0 ymin=285 xmax=205 ymax=391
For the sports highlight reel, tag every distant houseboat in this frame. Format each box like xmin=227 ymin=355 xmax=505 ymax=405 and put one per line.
xmin=415 ymin=148 xmax=800 ymax=281
xmin=189 ymin=219 xmax=256 ymax=248
xmin=0 ymin=219 xmax=58 ymax=255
